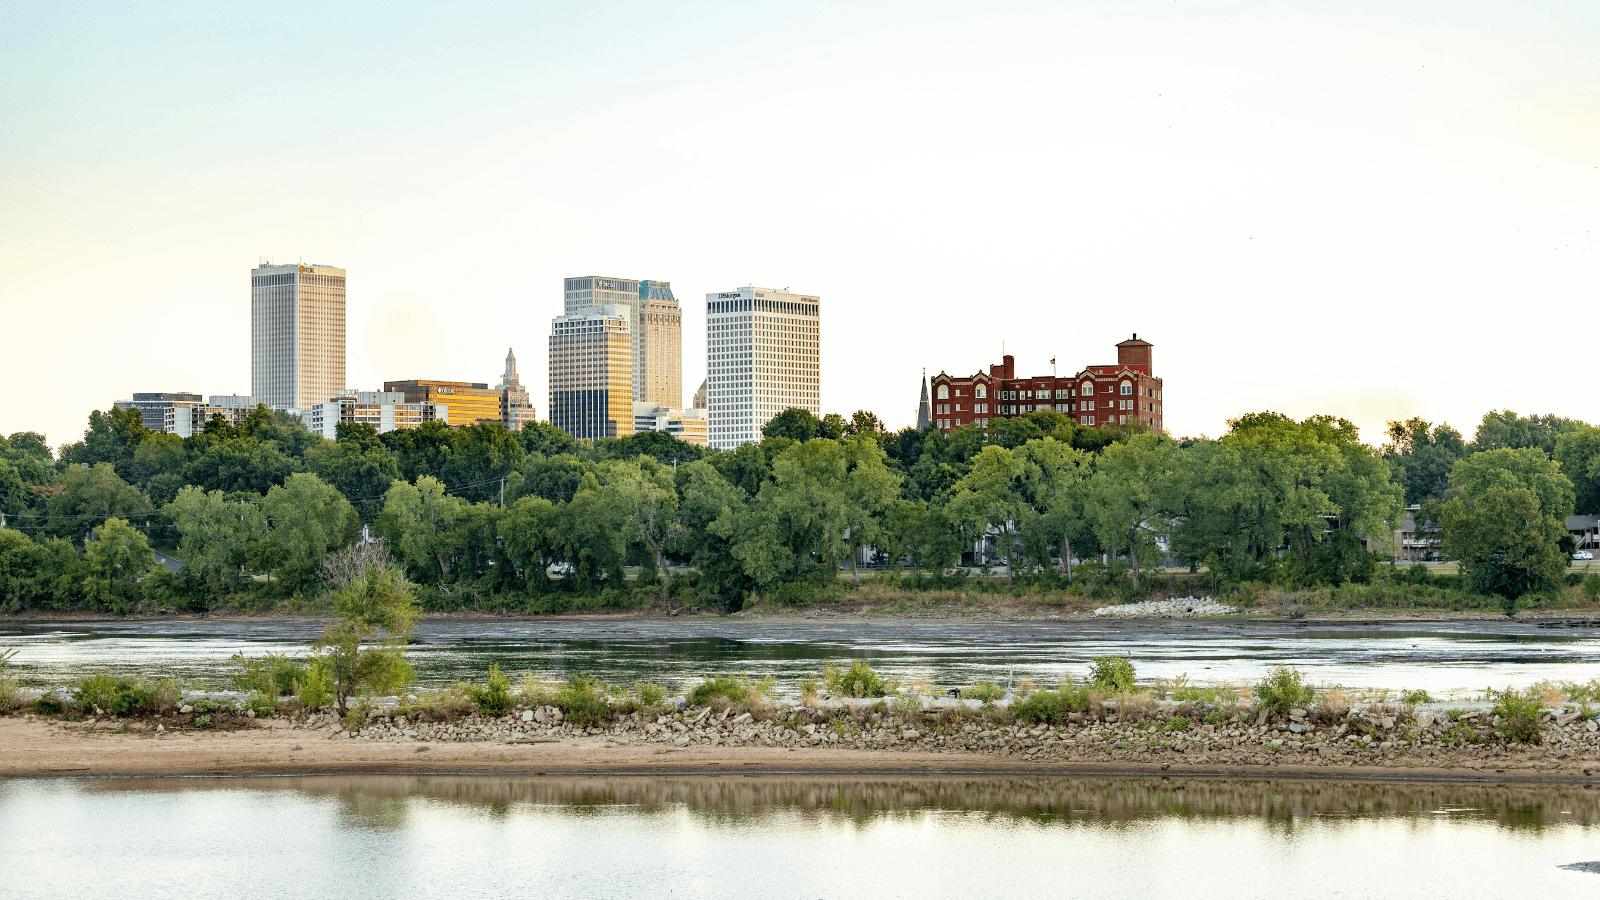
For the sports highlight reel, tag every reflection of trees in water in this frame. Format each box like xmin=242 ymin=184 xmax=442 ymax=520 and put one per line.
xmin=95 ymin=776 xmax=1600 ymax=832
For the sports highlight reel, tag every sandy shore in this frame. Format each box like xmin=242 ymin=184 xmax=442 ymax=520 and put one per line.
xmin=4 ymin=716 xmax=1596 ymax=784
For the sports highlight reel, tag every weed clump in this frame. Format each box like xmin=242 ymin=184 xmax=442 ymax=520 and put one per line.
xmin=1165 ymin=716 xmax=1192 ymax=732
xmin=231 ymin=653 xmax=307 ymax=697
xmin=465 ymin=664 xmax=513 ymax=716
xmin=688 ymin=673 xmax=773 ymax=706
xmin=1492 ymin=688 xmax=1544 ymax=743
xmin=1089 ymin=657 xmax=1136 ymax=693
xmin=0 ymin=649 xmax=18 ymax=713
xmin=959 ymin=681 xmax=1006 ymax=704
xmin=1254 ymin=666 xmax=1315 ymax=716
xmin=632 ymin=681 xmax=666 ymax=708
xmin=555 ymin=675 xmax=613 ymax=726
xmin=76 ymin=673 xmax=179 ymax=718
xmin=1012 ymin=683 xmax=1092 ymax=725
xmin=823 ymin=661 xmax=895 ymax=698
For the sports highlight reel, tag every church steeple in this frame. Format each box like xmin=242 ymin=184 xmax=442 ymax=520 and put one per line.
xmin=501 ymin=347 xmax=519 ymax=385
xmin=916 ymin=368 xmax=931 ymax=431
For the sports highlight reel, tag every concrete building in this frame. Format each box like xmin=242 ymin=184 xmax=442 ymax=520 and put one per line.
xmin=383 ymin=379 xmax=502 ymax=428
xmin=114 ymin=392 xmax=204 ymax=431
xmin=307 ymin=391 xmax=447 ymax=440
xmin=549 ymin=306 xmax=633 ymax=440
xmin=928 ymin=335 xmax=1163 ymax=433
xmin=495 ymin=348 xmax=536 ymax=432
xmin=692 ymin=379 xmax=706 ymax=410
xmin=633 ymin=402 xmax=708 ymax=447
xmin=704 ymin=286 xmax=821 ymax=451
xmin=250 ymin=261 xmax=346 ymax=411
xmin=563 ymin=276 xmax=681 ymax=406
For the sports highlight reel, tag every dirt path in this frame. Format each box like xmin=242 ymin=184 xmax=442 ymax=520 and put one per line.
xmin=3 ymin=717 xmax=1596 ymax=784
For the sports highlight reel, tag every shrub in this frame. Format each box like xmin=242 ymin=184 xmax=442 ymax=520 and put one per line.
xmin=1492 ymin=688 xmax=1544 ymax=743
xmin=1584 ymin=572 xmax=1600 ymax=602
xmin=465 ymin=664 xmax=513 ymax=716
xmin=294 ymin=658 xmax=334 ymax=711
xmin=1089 ymin=657 xmax=1136 ymax=693
xmin=34 ymin=695 xmax=64 ymax=715
xmin=0 ymin=649 xmax=17 ymax=712
xmin=633 ymin=681 xmax=666 ymax=708
xmin=246 ymin=690 xmax=277 ymax=716
xmin=231 ymin=652 xmax=308 ymax=697
xmin=1254 ymin=666 xmax=1315 ymax=716
xmin=76 ymin=673 xmax=176 ymax=718
xmin=1012 ymin=683 xmax=1092 ymax=725
xmin=824 ymin=661 xmax=895 ymax=699
xmin=688 ymin=673 xmax=760 ymax=706
xmin=959 ymin=681 xmax=1006 ymax=703
xmin=1401 ymin=689 xmax=1434 ymax=705
xmin=555 ymin=675 xmax=612 ymax=726
xmin=1165 ymin=716 xmax=1191 ymax=732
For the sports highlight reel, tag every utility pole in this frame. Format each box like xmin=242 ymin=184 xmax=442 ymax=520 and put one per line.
xmin=500 ymin=476 xmax=505 ymax=508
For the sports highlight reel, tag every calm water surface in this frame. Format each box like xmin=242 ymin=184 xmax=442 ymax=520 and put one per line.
xmin=2 ymin=775 xmax=1598 ymax=899
xmin=4 ymin=618 xmax=1600 ymax=696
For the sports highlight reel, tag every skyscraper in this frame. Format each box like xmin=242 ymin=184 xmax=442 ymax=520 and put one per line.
xmin=548 ymin=306 xmax=633 ymax=440
xmin=563 ymin=276 xmax=680 ymax=405
xmin=496 ymin=348 xmax=536 ymax=431
xmin=704 ymin=286 xmax=821 ymax=451
xmin=250 ymin=261 xmax=346 ymax=411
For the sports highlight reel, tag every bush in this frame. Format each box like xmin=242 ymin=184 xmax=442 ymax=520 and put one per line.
xmin=0 ymin=649 xmax=17 ymax=712
xmin=231 ymin=652 xmax=308 ymax=697
xmin=687 ymin=673 xmax=760 ymax=706
xmin=294 ymin=658 xmax=334 ymax=711
xmin=76 ymin=673 xmax=178 ymax=718
xmin=1089 ymin=657 xmax=1136 ymax=693
xmin=1492 ymin=688 xmax=1544 ymax=743
xmin=824 ymin=660 xmax=894 ymax=699
xmin=959 ymin=681 xmax=1006 ymax=703
xmin=34 ymin=695 xmax=64 ymax=715
xmin=1165 ymin=716 xmax=1191 ymax=731
xmin=465 ymin=664 xmax=513 ymax=716
xmin=633 ymin=681 xmax=666 ymax=708
xmin=1254 ymin=666 xmax=1315 ymax=716
xmin=555 ymin=675 xmax=612 ymax=726
xmin=246 ymin=690 xmax=277 ymax=716
xmin=1401 ymin=689 xmax=1434 ymax=705
xmin=1012 ymin=683 xmax=1092 ymax=725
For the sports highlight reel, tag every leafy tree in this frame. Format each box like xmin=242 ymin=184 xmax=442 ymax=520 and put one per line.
xmin=439 ymin=423 xmax=524 ymax=504
xmin=1017 ymin=438 xmax=1092 ymax=579
xmin=707 ymin=442 xmax=774 ymax=497
xmin=762 ymin=408 xmax=825 ymax=442
xmin=181 ymin=435 xmax=302 ymax=495
xmin=1088 ymin=433 xmax=1179 ymax=590
xmin=307 ymin=438 xmax=402 ymax=516
xmin=514 ymin=420 xmax=578 ymax=458
xmin=374 ymin=476 xmax=463 ymax=584
xmin=601 ymin=458 xmax=682 ymax=600
xmin=1554 ymin=426 xmax=1600 ymax=515
xmin=381 ymin=420 xmax=458 ymax=484
xmin=948 ymin=445 xmax=1032 ymax=582
xmin=1382 ymin=417 xmax=1469 ymax=506
xmin=42 ymin=463 xmax=148 ymax=540
xmin=1447 ymin=448 xmax=1574 ymax=519
xmin=1438 ymin=487 xmax=1567 ymax=613
xmin=0 ymin=530 xmax=45 ymax=612
xmin=677 ymin=460 xmax=761 ymax=605
xmin=500 ymin=495 xmax=561 ymax=594
xmin=0 ymin=463 xmax=28 ymax=518
xmin=314 ymin=544 xmax=417 ymax=713
xmin=819 ymin=412 xmax=847 ymax=440
xmin=552 ymin=473 xmax=627 ymax=589
xmin=83 ymin=518 xmax=153 ymax=613
xmin=258 ymin=473 xmax=359 ymax=595
xmin=1474 ymin=410 xmax=1588 ymax=455
xmin=169 ymin=486 xmax=267 ymax=596
xmin=516 ymin=454 xmax=592 ymax=504
xmin=58 ymin=408 xmax=149 ymax=476
xmin=835 ymin=436 xmax=903 ymax=584
xmin=595 ymin=430 xmax=707 ymax=465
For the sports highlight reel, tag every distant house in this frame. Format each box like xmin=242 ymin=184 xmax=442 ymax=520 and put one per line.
xmin=151 ymin=551 xmax=184 ymax=575
xmin=1568 ymin=516 xmax=1600 ymax=551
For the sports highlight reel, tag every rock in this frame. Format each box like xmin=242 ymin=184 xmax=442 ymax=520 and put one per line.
xmin=1416 ymin=714 xmax=1434 ymax=728
xmin=521 ymin=710 xmax=534 ymax=723
xmin=901 ymin=729 xmax=921 ymax=740
xmin=1457 ymin=711 xmax=1480 ymax=721
xmin=155 ymin=723 xmax=165 ymax=733
xmin=1092 ymin=597 xmax=1237 ymax=618
xmin=180 ymin=705 xmax=193 ymax=714
xmin=732 ymin=713 xmax=753 ymax=725
xmin=1556 ymin=712 xmax=1581 ymax=727
xmin=1288 ymin=723 xmax=1306 ymax=733
xmin=246 ymin=710 xmax=256 ymax=718
xmin=1588 ymin=720 xmax=1598 ymax=733
xmin=1289 ymin=709 xmax=1306 ymax=720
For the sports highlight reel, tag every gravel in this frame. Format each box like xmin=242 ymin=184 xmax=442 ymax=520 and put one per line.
xmin=1093 ymin=597 xmax=1236 ymax=618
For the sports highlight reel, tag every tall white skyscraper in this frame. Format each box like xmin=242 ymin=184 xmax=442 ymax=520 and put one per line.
xmin=562 ymin=276 xmax=680 ymax=406
xmin=250 ymin=261 xmax=346 ymax=411
xmin=705 ymin=286 xmax=821 ymax=450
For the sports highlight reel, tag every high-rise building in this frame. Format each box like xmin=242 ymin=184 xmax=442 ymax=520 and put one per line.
xmin=704 ymin=286 xmax=821 ymax=451
xmin=563 ymin=276 xmax=680 ymax=405
xmin=250 ymin=261 xmax=346 ymax=411
xmin=383 ymin=379 xmax=502 ymax=428
xmin=548 ymin=306 xmax=633 ymax=440
xmin=496 ymin=348 xmax=536 ymax=431
xmin=692 ymin=379 xmax=706 ymax=410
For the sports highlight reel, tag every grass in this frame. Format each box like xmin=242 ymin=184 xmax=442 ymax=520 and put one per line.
xmin=1492 ymin=688 xmax=1545 ymax=743
xmin=1012 ymin=683 xmax=1093 ymax=725
xmin=958 ymin=681 xmax=1006 ymax=703
xmin=76 ymin=673 xmax=180 ymax=718
xmin=1254 ymin=666 xmax=1316 ymax=716
xmin=230 ymin=652 xmax=307 ymax=697
xmin=687 ymin=673 xmax=773 ymax=706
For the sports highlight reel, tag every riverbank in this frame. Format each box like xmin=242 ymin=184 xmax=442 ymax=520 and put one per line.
xmin=5 ymin=707 xmax=1598 ymax=784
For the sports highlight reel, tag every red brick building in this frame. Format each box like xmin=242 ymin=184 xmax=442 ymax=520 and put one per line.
xmin=927 ymin=334 xmax=1163 ymax=433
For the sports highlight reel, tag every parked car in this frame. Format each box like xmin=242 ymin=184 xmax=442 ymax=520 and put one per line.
xmin=1572 ymin=551 xmax=1594 ymax=561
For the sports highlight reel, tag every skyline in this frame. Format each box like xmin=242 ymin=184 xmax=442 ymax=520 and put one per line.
xmin=5 ymin=1 xmax=1599 ymax=450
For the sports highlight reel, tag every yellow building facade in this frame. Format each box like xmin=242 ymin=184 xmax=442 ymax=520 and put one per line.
xmin=549 ymin=306 xmax=633 ymax=440
xmin=383 ymin=379 xmax=502 ymax=427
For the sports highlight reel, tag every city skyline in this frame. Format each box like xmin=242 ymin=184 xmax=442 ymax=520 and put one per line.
xmin=5 ymin=3 xmax=1600 ymax=450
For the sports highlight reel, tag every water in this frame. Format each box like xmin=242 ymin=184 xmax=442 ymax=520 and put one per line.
xmin=2 ymin=774 xmax=1598 ymax=898
xmin=4 ymin=617 xmax=1600 ymax=698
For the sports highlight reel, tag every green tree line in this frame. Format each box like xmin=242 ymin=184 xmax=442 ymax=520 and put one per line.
xmin=0 ymin=403 xmax=1591 ymax=615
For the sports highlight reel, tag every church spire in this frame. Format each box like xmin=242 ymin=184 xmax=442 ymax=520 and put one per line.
xmin=917 ymin=368 xmax=931 ymax=431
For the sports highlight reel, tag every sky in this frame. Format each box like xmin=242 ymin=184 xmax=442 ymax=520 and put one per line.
xmin=3 ymin=0 xmax=1598 ymax=451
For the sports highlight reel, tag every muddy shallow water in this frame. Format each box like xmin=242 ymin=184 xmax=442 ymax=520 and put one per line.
xmin=4 ymin=617 xmax=1600 ymax=698
xmin=2 ymin=774 xmax=1598 ymax=899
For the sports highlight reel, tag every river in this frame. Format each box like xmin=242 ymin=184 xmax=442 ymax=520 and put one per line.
xmin=4 ymin=616 xmax=1600 ymax=698
xmin=1 ymin=774 xmax=1597 ymax=898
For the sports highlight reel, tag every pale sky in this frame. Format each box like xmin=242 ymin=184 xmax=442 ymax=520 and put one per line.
xmin=3 ymin=1 xmax=1598 ymax=450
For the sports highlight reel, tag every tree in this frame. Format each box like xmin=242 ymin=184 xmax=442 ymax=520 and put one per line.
xmin=1554 ymin=426 xmax=1600 ymax=515
xmin=1474 ymin=410 xmax=1587 ymax=455
xmin=1017 ymin=438 xmax=1092 ymax=580
xmin=835 ymin=436 xmax=903 ymax=584
xmin=762 ymin=408 xmax=824 ymax=442
xmin=181 ymin=436 xmax=302 ymax=495
xmin=1448 ymin=448 xmax=1574 ymax=519
xmin=307 ymin=439 xmax=402 ymax=515
xmin=58 ymin=408 xmax=149 ymax=476
xmin=314 ymin=544 xmax=417 ymax=713
xmin=515 ymin=420 xmax=578 ymax=458
xmin=83 ymin=518 xmax=153 ymax=614
xmin=259 ymin=473 xmax=359 ymax=595
xmin=948 ymin=445 xmax=1032 ymax=582
xmin=1438 ymin=487 xmax=1567 ymax=613
xmin=374 ymin=476 xmax=463 ymax=584
xmin=169 ymin=486 xmax=267 ymax=595
xmin=1382 ymin=417 xmax=1468 ymax=506
xmin=43 ymin=463 xmax=148 ymax=540
xmin=439 ymin=423 xmax=525 ymax=504
xmin=678 ymin=459 xmax=763 ymax=604
xmin=1087 ymin=433 xmax=1179 ymax=590
xmin=500 ymin=495 xmax=560 ymax=594
xmin=0 ymin=530 xmax=45 ymax=612
xmin=601 ymin=459 xmax=683 ymax=601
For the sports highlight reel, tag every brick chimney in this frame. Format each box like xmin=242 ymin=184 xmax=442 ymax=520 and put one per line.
xmin=1116 ymin=334 xmax=1152 ymax=371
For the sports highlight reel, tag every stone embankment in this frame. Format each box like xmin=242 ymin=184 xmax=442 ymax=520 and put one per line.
xmin=1093 ymin=597 xmax=1236 ymax=618
xmin=281 ymin=701 xmax=1600 ymax=772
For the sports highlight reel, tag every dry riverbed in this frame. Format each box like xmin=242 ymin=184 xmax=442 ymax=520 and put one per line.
xmin=6 ymin=702 xmax=1600 ymax=783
